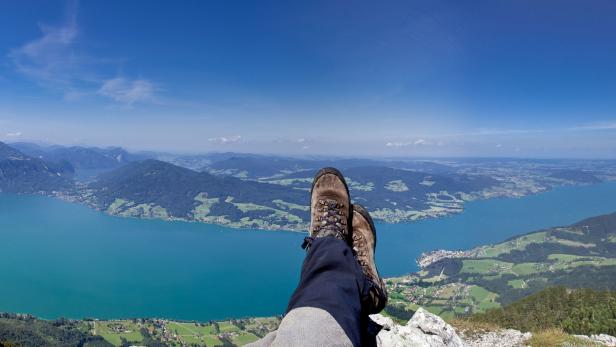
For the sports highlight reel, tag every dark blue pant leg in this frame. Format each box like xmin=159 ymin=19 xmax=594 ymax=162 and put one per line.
xmin=286 ymin=237 xmax=376 ymax=347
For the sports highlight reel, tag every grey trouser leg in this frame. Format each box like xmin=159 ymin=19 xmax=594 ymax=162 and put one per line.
xmin=246 ymin=307 xmax=353 ymax=347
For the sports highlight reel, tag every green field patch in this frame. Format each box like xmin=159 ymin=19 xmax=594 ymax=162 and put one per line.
xmin=477 ymin=299 xmax=500 ymax=311
xmin=167 ymin=322 xmax=223 ymax=346
xmin=234 ymin=203 xmax=272 ymax=212
xmin=193 ymin=193 xmax=220 ymax=218
xmin=554 ymin=227 xmax=585 ymax=235
xmin=405 ymin=302 xmax=421 ymax=312
xmin=96 ymin=321 xmax=143 ymax=346
xmin=547 ymin=254 xmax=587 ymax=261
xmin=437 ymin=285 xmax=459 ymax=299
xmin=438 ymin=310 xmax=455 ymax=320
xmin=423 ymin=274 xmax=447 ymax=283
xmin=168 ymin=321 xmax=217 ymax=335
xmin=481 ymin=274 xmax=503 ymax=280
xmin=479 ymin=232 xmax=547 ymax=257
xmin=233 ymin=332 xmax=260 ymax=345
xmin=268 ymin=209 xmax=303 ymax=223
xmin=106 ymin=198 xmax=134 ymax=214
xmin=454 ymin=306 xmax=469 ymax=314
xmin=388 ymin=291 xmax=408 ymax=302
xmin=233 ymin=203 xmax=303 ymax=224
xmin=347 ymin=178 xmax=375 ymax=191
xmin=424 ymin=305 xmax=445 ymax=316
xmin=507 ymin=279 xmax=527 ymax=289
xmin=272 ymin=199 xmax=309 ymax=211
xmin=548 ymin=254 xmax=616 ymax=271
xmin=266 ymin=178 xmax=312 ymax=186
xmin=551 ymin=238 xmax=596 ymax=248
xmin=460 ymin=259 xmax=513 ymax=274
xmin=384 ymin=180 xmax=409 ymax=192
xmin=219 ymin=321 xmax=240 ymax=333
xmin=469 ymin=286 xmax=500 ymax=312
xmin=115 ymin=203 xmax=170 ymax=219
xmin=511 ymin=262 xmax=541 ymax=275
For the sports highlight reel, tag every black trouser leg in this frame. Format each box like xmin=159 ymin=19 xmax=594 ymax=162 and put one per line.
xmin=286 ymin=237 xmax=379 ymax=347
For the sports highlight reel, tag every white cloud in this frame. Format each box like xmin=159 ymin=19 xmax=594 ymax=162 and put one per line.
xmin=385 ymin=141 xmax=409 ymax=147
xmin=98 ymin=78 xmax=155 ymax=104
xmin=9 ymin=1 xmax=157 ymax=104
xmin=386 ymin=138 xmax=432 ymax=147
xmin=5 ymin=132 xmax=22 ymax=138
xmin=9 ymin=2 xmax=82 ymax=93
xmin=573 ymin=122 xmax=616 ymax=131
xmin=208 ymin=135 xmax=242 ymax=144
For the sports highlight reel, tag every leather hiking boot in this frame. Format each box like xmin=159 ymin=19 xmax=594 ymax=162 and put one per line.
xmin=303 ymin=167 xmax=351 ymax=249
xmin=352 ymin=204 xmax=388 ymax=313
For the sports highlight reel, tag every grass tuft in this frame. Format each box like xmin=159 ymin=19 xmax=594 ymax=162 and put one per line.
xmin=529 ymin=328 xmax=602 ymax=347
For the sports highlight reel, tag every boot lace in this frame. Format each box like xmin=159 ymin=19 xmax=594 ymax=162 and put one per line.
xmin=313 ymin=198 xmax=347 ymax=238
xmin=302 ymin=199 xmax=347 ymax=250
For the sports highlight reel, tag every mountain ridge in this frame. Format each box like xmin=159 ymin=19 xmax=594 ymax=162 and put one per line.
xmin=0 ymin=142 xmax=73 ymax=194
xmin=2 ymin=141 xmax=616 ymax=231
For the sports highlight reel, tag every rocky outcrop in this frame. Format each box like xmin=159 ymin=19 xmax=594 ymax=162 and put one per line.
xmin=372 ymin=307 xmax=532 ymax=347
xmin=573 ymin=334 xmax=616 ymax=346
xmin=372 ymin=306 xmax=616 ymax=347
xmin=372 ymin=308 xmax=464 ymax=347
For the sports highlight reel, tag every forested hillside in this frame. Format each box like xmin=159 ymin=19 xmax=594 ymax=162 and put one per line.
xmin=471 ymin=287 xmax=616 ymax=335
xmin=0 ymin=142 xmax=73 ymax=193
xmin=385 ymin=212 xmax=616 ymax=319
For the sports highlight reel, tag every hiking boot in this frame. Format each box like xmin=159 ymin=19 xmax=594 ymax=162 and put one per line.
xmin=352 ymin=204 xmax=388 ymax=313
xmin=304 ymin=168 xmax=351 ymax=248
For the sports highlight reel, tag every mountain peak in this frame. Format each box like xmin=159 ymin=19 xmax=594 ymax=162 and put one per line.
xmin=0 ymin=141 xmax=29 ymax=160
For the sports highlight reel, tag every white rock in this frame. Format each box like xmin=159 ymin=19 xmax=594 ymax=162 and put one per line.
xmin=371 ymin=307 xmax=464 ymax=347
xmin=407 ymin=308 xmax=464 ymax=347
xmin=574 ymin=334 xmax=616 ymax=346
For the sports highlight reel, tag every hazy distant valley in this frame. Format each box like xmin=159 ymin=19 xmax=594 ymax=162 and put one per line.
xmin=2 ymin=141 xmax=616 ymax=231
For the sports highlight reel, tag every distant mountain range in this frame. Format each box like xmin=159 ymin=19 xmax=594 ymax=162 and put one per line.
xmin=0 ymin=142 xmax=73 ymax=193
xmin=86 ymin=159 xmax=308 ymax=230
xmin=2 ymin=141 xmax=615 ymax=230
xmin=10 ymin=142 xmax=141 ymax=170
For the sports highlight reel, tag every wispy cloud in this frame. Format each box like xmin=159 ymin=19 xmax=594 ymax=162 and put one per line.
xmin=572 ymin=122 xmax=616 ymax=131
xmin=385 ymin=141 xmax=411 ymax=147
xmin=98 ymin=78 xmax=155 ymax=104
xmin=208 ymin=135 xmax=242 ymax=144
xmin=8 ymin=2 xmax=82 ymax=92
xmin=5 ymin=132 xmax=22 ymax=138
xmin=8 ymin=1 xmax=156 ymax=105
xmin=386 ymin=138 xmax=436 ymax=147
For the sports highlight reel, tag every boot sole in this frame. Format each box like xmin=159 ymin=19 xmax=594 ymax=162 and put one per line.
xmin=352 ymin=203 xmax=377 ymax=249
xmin=310 ymin=167 xmax=351 ymax=198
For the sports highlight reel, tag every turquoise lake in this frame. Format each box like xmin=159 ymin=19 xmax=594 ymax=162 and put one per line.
xmin=1 ymin=181 xmax=616 ymax=321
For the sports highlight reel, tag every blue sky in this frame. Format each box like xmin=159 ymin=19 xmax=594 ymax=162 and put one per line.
xmin=0 ymin=0 xmax=615 ymax=157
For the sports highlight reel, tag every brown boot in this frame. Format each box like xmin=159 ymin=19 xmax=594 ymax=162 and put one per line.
xmin=305 ymin=168 xmax=351 ymax=247
xmin=352 ymin=204 xmax=388 ymax=313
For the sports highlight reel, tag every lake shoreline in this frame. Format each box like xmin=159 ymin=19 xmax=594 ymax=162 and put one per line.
xmin=42 ymin=179 xmax=612 ymax=234
xmin=2 ymin=181 xmax=616 ymax=322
